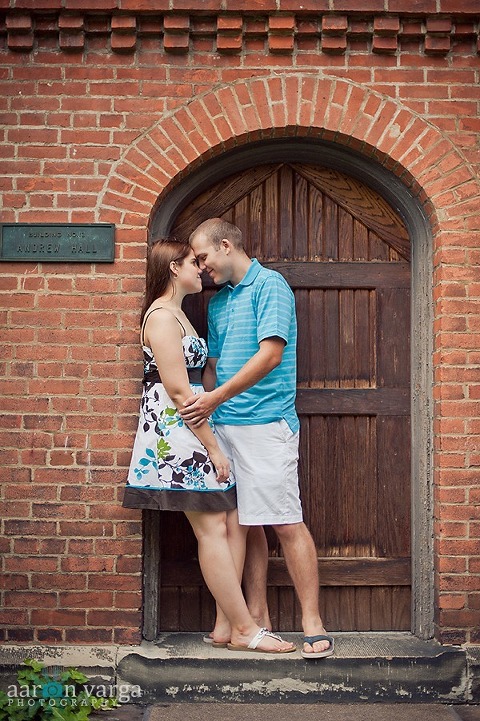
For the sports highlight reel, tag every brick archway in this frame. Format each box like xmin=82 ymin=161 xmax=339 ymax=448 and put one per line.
xmin=98 ymin=70 xmax=478 ymax=242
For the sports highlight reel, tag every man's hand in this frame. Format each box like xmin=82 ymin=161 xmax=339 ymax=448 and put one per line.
xmin=180 ymin=391 xmax=220 ymax=427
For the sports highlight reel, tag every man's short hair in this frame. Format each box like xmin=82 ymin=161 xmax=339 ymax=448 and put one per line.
xmin=190 ymin=218 xmax=243 ymax=250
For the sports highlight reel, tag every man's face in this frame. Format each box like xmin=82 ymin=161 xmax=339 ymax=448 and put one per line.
xmin=191 ymin=233 xmax=231 ymax=285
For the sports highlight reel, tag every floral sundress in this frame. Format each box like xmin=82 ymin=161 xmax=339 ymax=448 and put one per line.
xmin=123 ymin=334 xmax=236 ymax=512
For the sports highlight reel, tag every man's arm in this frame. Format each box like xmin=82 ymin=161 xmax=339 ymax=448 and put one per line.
xmin=179 ymin=337 xmax=285 ymax=426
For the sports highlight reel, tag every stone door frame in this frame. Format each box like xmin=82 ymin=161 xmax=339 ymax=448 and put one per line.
xmin=143 ymin=137 xmax=434 ymax=641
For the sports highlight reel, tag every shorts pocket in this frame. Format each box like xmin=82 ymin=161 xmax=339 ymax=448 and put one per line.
xmin=278 ymin=419 xmax=294 ymax=443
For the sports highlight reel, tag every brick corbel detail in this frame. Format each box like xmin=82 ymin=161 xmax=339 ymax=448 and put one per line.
xmin=425 ymin=17 xmax=452 ymax=56
xmin=321 ymin=15 xmax=347 ymax=55
xmin=111 ymin=15 xmax=137 ymax=52
xmin=163 ymin=15 xmax=190 ymax=54
xmin=58 ymin=13 xmax=85 ymax=52
xmin=6 ymin=13 xmax=34 ymax=52
xmin=268 ymin=15 xmax=295 ymax=54
xmin=372 ymin=16 xmax=399 ymax=54
xmin=1 ymin=11 xmax=478 ymax=56
xmin=217 ymin=15 xmax=242 ymax=54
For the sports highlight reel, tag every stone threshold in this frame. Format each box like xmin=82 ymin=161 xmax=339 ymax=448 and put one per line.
xmin=1 ymin=633 xmax=479 ymax=704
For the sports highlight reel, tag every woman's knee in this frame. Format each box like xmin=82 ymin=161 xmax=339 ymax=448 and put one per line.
xmin=186 ymin=511 xmax=228 ymax=542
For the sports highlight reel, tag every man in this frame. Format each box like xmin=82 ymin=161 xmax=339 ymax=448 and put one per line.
xmin=180 ymin=218 xmax=333 ymax=659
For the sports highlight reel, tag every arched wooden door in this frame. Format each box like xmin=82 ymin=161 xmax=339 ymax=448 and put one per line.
xmin=158 ymin=163 xmax=411 ymax=632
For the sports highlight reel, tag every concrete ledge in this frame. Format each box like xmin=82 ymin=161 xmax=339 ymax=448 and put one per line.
xmin=0 ymin=633 xmax=476 ymax=704
xmin=117 ymin=633 xmax=468 ymax=704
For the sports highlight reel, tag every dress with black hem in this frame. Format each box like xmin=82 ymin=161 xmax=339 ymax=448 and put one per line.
xmin=123 ymin=333 xmax=236 ymax=512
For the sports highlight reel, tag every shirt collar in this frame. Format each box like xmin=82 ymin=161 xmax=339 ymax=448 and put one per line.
xmin=229 ymin=259 xmax=261 ymax=289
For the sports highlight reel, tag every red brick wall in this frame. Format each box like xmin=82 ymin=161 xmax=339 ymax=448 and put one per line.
xmin=1 ymin=1 xmax=479 ymax=645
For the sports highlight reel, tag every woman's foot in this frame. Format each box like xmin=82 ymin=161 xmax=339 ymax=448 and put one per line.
xmin=228 ymin=627 xmax=296 ymax=654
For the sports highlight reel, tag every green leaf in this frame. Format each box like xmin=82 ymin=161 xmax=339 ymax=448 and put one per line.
xmin=157 ymin=438 xmax=171 ymax=459
xmin=23 ymin=659 xmax=44 ymax=674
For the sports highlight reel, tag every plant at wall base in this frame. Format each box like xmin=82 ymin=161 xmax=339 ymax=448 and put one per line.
xmin=0 ymin=659 xmax=119 ymax=721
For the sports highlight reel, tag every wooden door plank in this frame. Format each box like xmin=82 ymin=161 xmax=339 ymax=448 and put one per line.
xmin=293 ymin=171 xmax=309 ymax=260
xmin=309 ymin=181 xmax=323 ymax=260
xmin=391 ymin=587 xmax=412 ymax=630
xmin=377 ymin=288 xmax=411 ymax=387
xmin=371 ymin=587 xmax=393 ymax=630
xmin=309 ymin=289 xmax=325 ymax=387
xmin=296 ymin=388 xmax=410 ymax=415
xmin=354 ymin=588 xmax=373 ymax=631
xmin=264 ymin=261 xmax=410 ymax=288
xmin=355 ymin=417 xmax=377 ymax=557
xmin=337 ymin=416 xmax=358 ymax=556
xmin=340 ymin=289 xmax=356 ymax=387
xmin=249 ymin=184 xmax=264 ymax=259
xmin=295 ymin=289 xmax=310 ymax=385
xmin=307 ymin=415 xmax=327 ymax=552
xmin=180 ymin=587 xmax=201 ymax=631
xmin=339 ymin=207 xmax=354 ymax=261
xmin=159 ymin=587 xmax=180 ymax=630
xmin=355 ymin=289 xmax=375 ymax=388
xmin=323 ymin=195 xmax=338 ymax=260
xmin=377 ymin=416 xmax=412 ymax=557
xmin=325 ymin=289 xmax=340 ymax=387
xmin=161 ymin=557 xmax=411 ymax=587
xmin=279 ymin=165 xmax=294 ymax=258
xmin=264 ymin=171 xmax=279 ymax=260
xmin=353 ymin=217 xmax=369 ymax=261
xmin=370 ymin=228 xmax=391 ymax=261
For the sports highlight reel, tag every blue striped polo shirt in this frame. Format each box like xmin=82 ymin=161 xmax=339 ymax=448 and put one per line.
xmin=207 ymin=259 xmax=299 ymax=433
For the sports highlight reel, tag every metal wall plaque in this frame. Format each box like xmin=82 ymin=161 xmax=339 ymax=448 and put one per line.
xmin=0 ymin=223 xmax=115 ymax=263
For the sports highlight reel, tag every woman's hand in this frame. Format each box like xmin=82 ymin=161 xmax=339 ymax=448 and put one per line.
xmin=208 ymin=447 xmax=230 ymax=483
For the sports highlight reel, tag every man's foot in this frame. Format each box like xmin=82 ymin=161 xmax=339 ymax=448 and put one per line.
xmin=202 ymin=634 xmax=228 ymax=648
xmin=228 ymin=627 xmax=296 ymax=654
xmin=301 ymin=631 xmax=334 ymax=659
xmin=203 ymin=618 xmax=231 ymax=646
xmin=248 ymin=609 xmax=272 ymax=632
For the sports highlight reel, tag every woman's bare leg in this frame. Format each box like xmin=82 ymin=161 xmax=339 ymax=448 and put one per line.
xmin=208 ymin=509 xmax=249 ymax=643
xmin=185 ymin=510 xmax=294 ymax=652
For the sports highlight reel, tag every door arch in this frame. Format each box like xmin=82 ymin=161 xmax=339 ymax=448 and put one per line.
xmin=143 ymin=139 xmax=434 ymax=640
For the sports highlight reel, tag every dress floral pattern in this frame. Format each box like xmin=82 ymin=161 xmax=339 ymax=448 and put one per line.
xmin=123 ymin=336 xmax=236 ymax=512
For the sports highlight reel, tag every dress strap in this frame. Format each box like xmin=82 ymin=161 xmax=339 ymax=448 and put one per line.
xmin=141 ymin=306 xmax=187 ymax=346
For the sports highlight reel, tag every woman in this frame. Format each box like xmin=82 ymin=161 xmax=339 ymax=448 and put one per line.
xmin=123 ymin=238 xmax=295 ymax=654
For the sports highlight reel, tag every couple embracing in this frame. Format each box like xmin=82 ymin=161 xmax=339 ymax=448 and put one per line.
xmin=123 ymin=218 xmax=333 ymax=660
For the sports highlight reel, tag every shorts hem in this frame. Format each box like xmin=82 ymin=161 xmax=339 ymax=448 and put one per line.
xmin=238 ymin=514 xmax=303 ymax=526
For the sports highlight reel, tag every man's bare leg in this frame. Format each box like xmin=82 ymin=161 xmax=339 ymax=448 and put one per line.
xmin=243 ymin=526 xmax=271 ymax=630
xmin=273 ymin=521 xmax=331 ymax=655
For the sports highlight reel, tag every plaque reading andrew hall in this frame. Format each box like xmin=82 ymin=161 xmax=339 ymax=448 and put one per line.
xmin=0 ymin=223 xmax=115 ymax=263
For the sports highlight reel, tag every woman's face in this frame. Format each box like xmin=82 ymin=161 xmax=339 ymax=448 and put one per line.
xmin=174 ymin=248 xmax=202 ymax=294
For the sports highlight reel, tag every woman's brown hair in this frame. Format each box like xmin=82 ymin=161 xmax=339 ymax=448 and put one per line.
xmin=140 ymin=237 xmax=191 ymax=324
